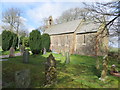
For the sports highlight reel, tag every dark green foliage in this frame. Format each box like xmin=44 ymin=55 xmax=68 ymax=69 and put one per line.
xmin=2 ymin=30 xmax=18 ymax=51
xmin=19 ymin=36 xmax=25 ymax=45
xmin=2 ymin=30 xmax=13 ymax=51
xmin=0 ymin=34 xmax=2 ymax=46
xmin=29 ymin=30 xmax=41 ymax=54
xmin=41 ymin=33 xmax=50 ymax=51
xmin=12 ymin=33 xmax=18 ymax=50
xmin=23 ymin=37 xmax=29 ymax=47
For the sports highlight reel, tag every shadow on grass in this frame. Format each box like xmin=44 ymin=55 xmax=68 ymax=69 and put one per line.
xmin=2 ymin=53 xmax=68 ymax=88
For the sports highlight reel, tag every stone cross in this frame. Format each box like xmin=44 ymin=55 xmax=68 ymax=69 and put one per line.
xmin=45 ymin=54 xmax=57 ymax=86
xmin=20 ymin=45 xmax=25 ymax=56
xmin=99 ymin=55 xmax=108 ymax=81
xmin=23 ymin=49 xmax=29 ymax=63
xmin=9 ymin=47 xmax=15 ymax=58
xmin=65 ymin=52 xmax=70 ymax=64
xmin=15 ymin=69 xmax=30 ymax=88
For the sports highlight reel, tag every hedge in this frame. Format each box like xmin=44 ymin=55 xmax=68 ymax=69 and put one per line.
xmin=29 ymin=30 xmax=41 ymax=54
xmin=41 ymin=33 xmax=50 ymax=51
xmin=2 ymin=30 xmax=18 ymax=51
xmin=2 ymin=30 xmax=13 ymax=51
xmin=12 ymin=33 xmax=18 ymax=50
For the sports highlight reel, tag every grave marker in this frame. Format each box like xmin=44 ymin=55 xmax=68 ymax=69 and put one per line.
xmin=45 ymin=54 xmax=57 ymax=86
xmin=23 ymin=49 xmax=29 ymax=63
xmin=99 ymin=55 xmax=108 ymax=81
xmin=15 ymin=69 xmax=30 ymax=88
xmin=9 ymin=47 xmax=15 ymax=58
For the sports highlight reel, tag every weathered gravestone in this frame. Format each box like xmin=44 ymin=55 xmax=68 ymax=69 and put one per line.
xmin=65 ymin=52 xmax=70 ymax=64
xmin=9 ymin=47 xmax=15 ymax=58
xmin=15 ymin=69 xmax=30 ymax=88
xmin=45 ymin=54 xmax=57 ymax=86
xmin=20 ymin=45 xmax=25 ymax=56
xmin=42 ymin=48 xmax=46 ymax=54
xmin=23 ymin=49 xmax=29 ymax=63
xmin=99 ymin=55 xmax=108 ymax=81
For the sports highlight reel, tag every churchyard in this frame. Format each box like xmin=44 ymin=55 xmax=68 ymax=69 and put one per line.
xmin=1 ymin=51 xmax=119 ymax=88
xmin=0 ymin=24 xmax=119 ymax=89
xmin=1 ymin=1 xmax=120 ymax=89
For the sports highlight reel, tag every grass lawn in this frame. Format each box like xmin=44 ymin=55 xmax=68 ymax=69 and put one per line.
xmin=0 ymin=47 xmax=30 ymax=55
xmin=2 ymin=53 xmax=119 ymax=88
xmin=1 ymin=51 xmax=20 ymax=55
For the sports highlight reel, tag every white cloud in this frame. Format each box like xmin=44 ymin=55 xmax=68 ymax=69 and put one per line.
xmin=19 ymin=17 xmax=35 ymax=32
xmin=1 ymin=0 xmax=113 ymax=2
xmin=26 ymin=3 xmax=64 ymax=22
xmin=26 ymin=2 xmax=82 ymax=27
xmin=0 ymin=26 xmax=3 ymax=34
xmin=28 ymin=26 xmax=35 ymax=32
xmin=20 ymin=16 xmax=27 ymax=23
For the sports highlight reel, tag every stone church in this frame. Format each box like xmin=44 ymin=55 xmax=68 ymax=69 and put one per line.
xmin=44 ymin=16 xmax=108 ymax=56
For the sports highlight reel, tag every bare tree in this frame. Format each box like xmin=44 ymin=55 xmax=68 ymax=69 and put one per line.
xmin=83 ymin=1 xmax=120 ymax=70
xmin=2 ymin=8 xmax=25 ymax=48
xmin=2 ymin=8 xmax=23 ymax=35
xmin=57 ymin=7 xmax=89 ymax=24
xmin=83 ymin=1 xmax=120 ymax=36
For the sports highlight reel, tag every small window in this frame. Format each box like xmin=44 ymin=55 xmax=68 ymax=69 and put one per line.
xmin=82 ymin=34 xmax=86 ymax=46
xmin=84 ymin=35 xmax=85 ymax=43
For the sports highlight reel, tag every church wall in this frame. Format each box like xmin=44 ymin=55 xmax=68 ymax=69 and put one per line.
xmin=50 ymin=32 xmax=108 ymax=56
xmin=50 ymin=33 xmax=74 ymax=54
xmin=75 ymin=33 xmax=108 ymax=56
xmin=75 ymin=33 xmax=96 ymax=56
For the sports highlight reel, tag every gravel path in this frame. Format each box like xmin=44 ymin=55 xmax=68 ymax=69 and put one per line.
xmin=0 ymin=53 xmax=21 ymax=58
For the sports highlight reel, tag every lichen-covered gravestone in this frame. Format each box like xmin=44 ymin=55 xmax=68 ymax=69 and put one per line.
xmin=65 ymin=52 xmax=70 ymax=64
xmin=45 ymin=54 xmax=57 ymax=86
xmin=15 ymin=69 xmax=30 ymax=88
xmin=9 ymin=47 xmax=15 ymax=58
xmin=20 ymin=45 xmax=25 ymax=56
xmin=99 ymin=55 xmax=108 ymax=81
xmin=23 ymin=49 xmax=29 ymax=63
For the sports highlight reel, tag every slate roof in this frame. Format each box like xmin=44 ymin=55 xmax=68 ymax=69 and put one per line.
xmin=44 ymin=19 xmax=100 ymax=35
xmin=75 ymin=21 xmax=101 ymax=34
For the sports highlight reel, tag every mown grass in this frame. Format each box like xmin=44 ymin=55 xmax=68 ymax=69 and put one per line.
xmin=1 ymin=51 xmax=20 ymax=55
xmin=2 ymin=53 xmax=119 ymax=88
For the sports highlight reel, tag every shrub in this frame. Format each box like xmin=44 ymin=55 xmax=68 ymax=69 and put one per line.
xmin=29 ymin=30 xmax=41 ymax=54
xmin=41 ymin=33 xmax=50 ymax=51
xmin=2 ymin=30 xmax=13 ymax=51
xmin=2 ymin=30 xmax=18 ymax=51
xmin=19 ymin=36 xmax=25 ymax=45
xmin=12 ymin=33 xmax=18 ymax=50
xmin=23 ymin=37 xmax=29 ymax=47
xmin=0 ymin=34 xmax=2 ymax=46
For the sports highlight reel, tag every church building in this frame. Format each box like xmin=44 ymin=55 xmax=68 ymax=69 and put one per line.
xmin=44 ymin=16 xmax=108 ymax=56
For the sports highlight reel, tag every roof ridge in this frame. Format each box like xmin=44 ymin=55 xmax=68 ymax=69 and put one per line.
xmin=50 ymin=19 xmax=82 ymax=27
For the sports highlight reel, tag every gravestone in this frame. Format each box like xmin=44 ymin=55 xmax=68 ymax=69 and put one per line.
xmin=15 ymin=69 xmax=30 ymax=88
xmin=42 ymin=48 xmax=46 ymax=54
xmin=9 ymin=47 xmax=15 ymax=58
xmin=20 ymin=45 xmax=25 ymax=56
xmin=23 ymin=49 xmax=29 ymax=63
xmin=110 ymin=64 xmax=118 ymax=73
xmin=45 ymin=54 xmax=57 ymax=86
xmin=96 ymin=58 xmax=100 ymax=70
xmin=65 ymin=52 xmax=70 ymax=64
xmin=99 ymin=55 xmax=108 ymax=81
